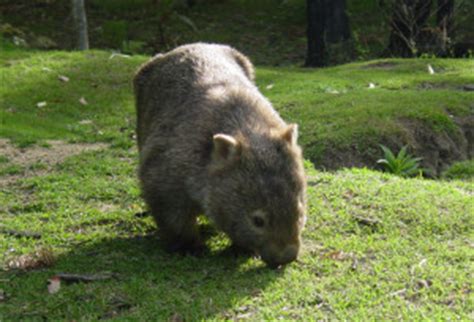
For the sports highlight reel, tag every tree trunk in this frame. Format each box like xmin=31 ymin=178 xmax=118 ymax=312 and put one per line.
xmin=324 ymin=0 xmax=351 ymax=43
xmin=305 ymin=0 xmax=326 ymax=67
xmin=72 ymin=0 xmax=89 ymax=50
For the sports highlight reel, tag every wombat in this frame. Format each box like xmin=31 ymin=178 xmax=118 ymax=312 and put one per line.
xmin=133 ymin=43 xmax=306 ymax=267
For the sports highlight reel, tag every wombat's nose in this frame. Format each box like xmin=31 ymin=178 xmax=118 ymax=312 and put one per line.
xmin=263 ymin=244 xmax=299 ymax=267
xmin=279 ymin=244 xmax=299 ymax=264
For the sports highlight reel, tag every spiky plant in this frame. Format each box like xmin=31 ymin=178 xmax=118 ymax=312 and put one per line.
xmin=377 ymin=145 xmax=423 ymax=177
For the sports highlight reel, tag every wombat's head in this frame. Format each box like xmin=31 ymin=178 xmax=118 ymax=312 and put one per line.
xmin=206 ymin=124 xmax=306 ymax=267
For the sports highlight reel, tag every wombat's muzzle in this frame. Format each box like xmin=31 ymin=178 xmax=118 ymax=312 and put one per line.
xmin=261 ymin=244 xmax=299 ymax=268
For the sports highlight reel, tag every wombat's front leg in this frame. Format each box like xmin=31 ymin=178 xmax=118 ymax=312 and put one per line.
xmin=152 ymin=205 xmax=204 ymax=255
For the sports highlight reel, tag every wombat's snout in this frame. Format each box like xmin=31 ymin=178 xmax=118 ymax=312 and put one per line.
xmin=261 ymin=243 xmax=300 ymax=268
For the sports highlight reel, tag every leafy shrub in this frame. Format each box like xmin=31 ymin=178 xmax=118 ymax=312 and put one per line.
xmin=377 ymin=145 xmax=423 ymax=177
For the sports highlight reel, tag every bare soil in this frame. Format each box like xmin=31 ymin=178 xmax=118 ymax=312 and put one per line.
xmin=314 ymin=115 xmax=474 ymax=177
xmin=0 ymin=139 xmax=108 ymax=186
xmin=361 ymin=61 xmax=399 ymax=70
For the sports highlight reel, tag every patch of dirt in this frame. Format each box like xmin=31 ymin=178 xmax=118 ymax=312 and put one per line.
xmin=418 ymin=82 xmax=474 ymax=91
xmin=361 ymin=61 xmax=398 ymax=70
xmin=0 ymin=139 xmax=108 ymax=186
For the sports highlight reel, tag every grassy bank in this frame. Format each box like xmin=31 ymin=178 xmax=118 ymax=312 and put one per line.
xmin=1 ymin=48 xmax=473 ymax=173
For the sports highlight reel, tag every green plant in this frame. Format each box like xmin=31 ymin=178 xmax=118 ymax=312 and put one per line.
xmin=442 ymin=159 xmax=474 ymax=180
xmin=377 ymin=144 xmax=423 ymax=177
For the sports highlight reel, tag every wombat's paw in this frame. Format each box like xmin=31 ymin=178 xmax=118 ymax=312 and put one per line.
xmin=165 ymin=239 xmax=206 ymax=256
xmin=224 ymin=244 xmax=257 ymax=258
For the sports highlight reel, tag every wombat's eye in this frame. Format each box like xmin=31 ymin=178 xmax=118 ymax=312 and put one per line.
xmin=253 ymin=216 xmax=265 ymax=228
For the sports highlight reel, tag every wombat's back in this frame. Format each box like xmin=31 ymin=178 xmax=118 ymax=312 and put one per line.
xmin=133 ymin=43 xmax=255 ymax=150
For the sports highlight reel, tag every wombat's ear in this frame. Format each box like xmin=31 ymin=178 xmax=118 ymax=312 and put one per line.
xmin=212 ymin=134 xmax=240 ymax=164
xmin=281 ymin=124 xmax=298 ymax=146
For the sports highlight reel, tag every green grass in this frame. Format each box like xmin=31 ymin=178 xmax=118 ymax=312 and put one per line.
xmin=1 ymin=47 xmax=473 ymax=319
xmin=1 ymin=48 xmax=473 ymax=167
xmin=442 ymin=159 xmax=474 ymax=181
xmin=1 ymin=151 xmax=472 ymax=320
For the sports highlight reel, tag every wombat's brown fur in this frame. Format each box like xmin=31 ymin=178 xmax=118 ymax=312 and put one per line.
xmin=133 ymin=43 xmax=306 ymax=266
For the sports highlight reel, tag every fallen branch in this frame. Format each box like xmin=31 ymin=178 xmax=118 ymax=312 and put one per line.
xmin=54 ymin=273 xmax=114 ymax=284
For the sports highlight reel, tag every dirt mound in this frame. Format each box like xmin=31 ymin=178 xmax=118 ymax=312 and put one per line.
xmin=313 ymin=114 xmax=474 ymax=177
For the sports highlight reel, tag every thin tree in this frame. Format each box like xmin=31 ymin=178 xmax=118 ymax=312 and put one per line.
xmin=324 ymin=0 xmax=351 ymax=44
xmin=305 ymin=0 xmax=352 ymax=67
xmin=72 ymin=0 xmax=89 ymax=50
xmin=305 ymin=0 xmax=326 ymax=67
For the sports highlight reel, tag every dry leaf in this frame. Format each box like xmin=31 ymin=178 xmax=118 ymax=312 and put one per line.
xmin=328 ymin=251 xmax=346 ymax=260
xmin=109 ymin=53 xmax=131 ymax=59
xmin=6 ymin=247 xmax=55 ymax=270
xmin=266 ymin=84 xmax=274 ymax=90
xmin=37 ymin=101 xmax=47 ymax=108
xmin=325 ymin=88 xmax=340 ymax=94
xmin=58 ymin=75 xmax=70 ymax=82
xmin=48 ymin=276 xmax=61 ymax=294
xmin=389 ymin=288 xmax=407 ymax=297
xmin=324 ymin=250 xmax=353 ymax=261
xmin=79 ymin=97 xmax=88 ymax=105
xmin=41 ymin=67 xmax=52 ymax=72
xmin=79 ymin=119 xmax=93 ymax=125
xmin=427 ymin=64 xmax=435 ymax=75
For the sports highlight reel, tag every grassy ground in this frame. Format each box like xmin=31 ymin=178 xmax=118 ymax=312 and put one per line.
xmin=1 ymin=151 xmax=472 ymax=319
xmin=1 ymin=47 xmax=473 ymax=319
xmin=1 ymin=47 xmax=473 ymax=172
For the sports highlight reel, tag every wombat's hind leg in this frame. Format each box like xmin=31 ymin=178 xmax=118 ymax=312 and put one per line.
xmin=152 ymin=205 xmax=204 ymax=255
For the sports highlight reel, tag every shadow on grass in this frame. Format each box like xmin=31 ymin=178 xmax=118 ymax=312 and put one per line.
xmin=1 ymin=233 xmax=279 ymax=320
